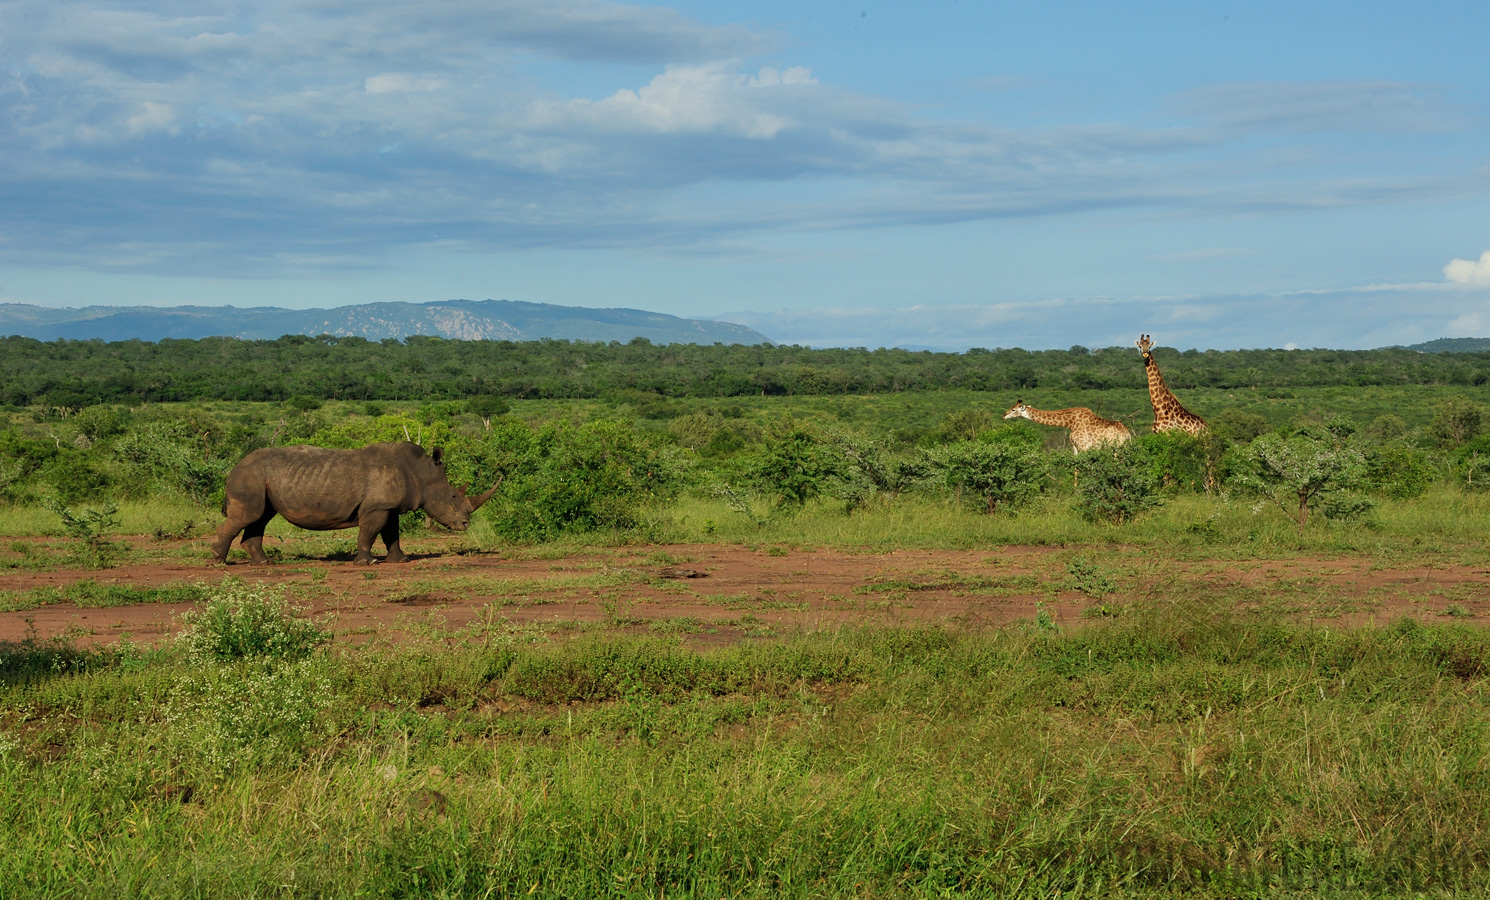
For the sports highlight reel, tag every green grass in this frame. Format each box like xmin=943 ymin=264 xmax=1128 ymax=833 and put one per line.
xmin=0 ymin=498 xmax=209 ymax=539
xmin=0 ymin=579 xmax=214 ymax=613
xmin=1 ymin=598 xmax=1487 ymax=897
xmin=654 ymin=484 xmax=1490 ymax=559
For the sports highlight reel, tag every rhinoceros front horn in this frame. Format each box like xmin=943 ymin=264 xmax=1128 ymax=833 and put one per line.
xmin=467 ymin=477 xmax=502 ymax=511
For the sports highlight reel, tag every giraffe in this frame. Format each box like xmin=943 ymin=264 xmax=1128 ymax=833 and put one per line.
xmin=1002 ymin=400 xmax=1132 ymax=453
xmin=1135 ymin=334 xmax=1207 ymax=434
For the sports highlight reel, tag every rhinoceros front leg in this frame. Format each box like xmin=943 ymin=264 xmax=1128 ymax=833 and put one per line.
xmin=354 ymin=510 xmax=390 ymax=565
xmin=380 ymin=516 xmax=408 ymax=563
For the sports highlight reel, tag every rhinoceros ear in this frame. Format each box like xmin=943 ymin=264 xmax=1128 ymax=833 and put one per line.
xmin=431 ymin=447 xmax=444 ymax=465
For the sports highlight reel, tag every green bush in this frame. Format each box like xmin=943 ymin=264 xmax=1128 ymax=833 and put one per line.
xmin=73 ymin=405 xmax=129 ymax=444
xmin=176 ymin=581 xmax=329 ymax=662
xmin=1073 ymin=444 xmax=1164 ymax=525
xmin=1454 ymin=434 xmax=1490 ymax=490
xmin=41 ymin=452 xmax=111 ymax=503
xmin=0 ymin=431 xmax=59 ymax=503
xmin=933 ymin=438 xmax=1046 ymax=514
xmin=1211 ymin=408 xmax=1271 ymax=443
xmin=935 ymin=408 xmax=995 ymax=443
xmin=488 ymin=419 xmax=672 ymax=540
xmin=828 ymin=432 xmax=930 ymax=510
xmin=1363 ymin=441 xmax=1435 ymax=499
xmin=112 ymin=420 xmax=231 ymax=505
xmin=1430 ymin=396 xmax=1483 ymax=448
xmin=742 ymin=425 xmax=840 ymax=508
xmin=41 ymin=498 xmax=123 ymax=568
xmin=1130 ymin=430 xmax=1212 ymax=493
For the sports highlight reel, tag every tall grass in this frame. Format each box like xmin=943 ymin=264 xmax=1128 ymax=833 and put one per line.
xmin=2 ymin=597 xmax=1487 ymax=897
xmin=655 ymin=484 xmax=1490 ymax=558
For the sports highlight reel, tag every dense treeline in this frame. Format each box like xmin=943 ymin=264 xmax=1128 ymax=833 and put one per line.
xmin=5 ymin=334 xmax=1490 ymax=408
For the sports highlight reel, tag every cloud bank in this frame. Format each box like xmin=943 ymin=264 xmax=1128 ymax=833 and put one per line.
xmin=0 ymin=0 xmax=1482 ymax=283
xmin=719 ymin=283 xmax=1490 ymax=352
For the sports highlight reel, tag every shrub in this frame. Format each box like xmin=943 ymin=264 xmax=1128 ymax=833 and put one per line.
xmin=1362 ymin=442 xmax=1435 ymax=499
xmin=1455 ymin=434 xmax=1490 ymax=490
xmin=176 ymin=581 xmax=329 ymax=662
xmin=743 ymin=426 xmax=840 ymax=508
xmin=935 ymin=408 xmax=995 ymax=443
xmin=41 ymin=452 xmax=110 ymax=503
xmin=41 ymin=498 xmax=122 ymax=568
xmin=1073 ymin=444 xmax=1164 ymax=525
xmin=112 ymin=420 xmax=231 ymax=505
xmin=1211 ymin=408 xmax=1271 ymax=443
xmin=1430 ymin=396 xmax=1483 ymax=448
xmin=489 ymin=419 xmax=673 ymax=540
xmin=828 ymin=432 xmax=930 ymax=510
xmin=1130 ymin=431 xmax=1212 ymax=493
xmin=73 ymin=405 xmax=129 ymax=444
xmin=934 ymin=438 xmax=1046 ymax=514
xmin=466 ymin=395 xmax=510 ymax=427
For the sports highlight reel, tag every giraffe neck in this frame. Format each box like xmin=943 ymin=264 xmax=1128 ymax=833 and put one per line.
xmin=1144 ymin=354 xmax=1180 ymax=410
xmin=1144 ymin=353 xmax=1206 ymax=429
xmin=1022 ymin=406 xmax=1074 ymax=428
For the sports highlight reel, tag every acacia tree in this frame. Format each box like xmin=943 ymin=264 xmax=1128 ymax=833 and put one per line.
xmin=1241 ymin=428 xmax=1366 ymax=536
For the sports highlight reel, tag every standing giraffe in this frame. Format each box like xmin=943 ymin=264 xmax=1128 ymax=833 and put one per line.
xmin=1135 ymin=334 xmax=1207 ymax=434
xmin=1003 ymin=400 xmax=1132 ymax=453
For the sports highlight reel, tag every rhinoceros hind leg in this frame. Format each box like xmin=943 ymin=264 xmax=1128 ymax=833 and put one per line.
xmin=239 ymin=511 xmax=277 ymax=565
xmin=213 ymin=500 xmax=274 ymax=564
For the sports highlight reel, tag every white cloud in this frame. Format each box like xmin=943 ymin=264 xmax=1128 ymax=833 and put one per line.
xmin=719 ymin=284 xmax=1490 ymax=351
xmin=1445 ymin=250 xmax=1490 ymax=285
xmin=126 ymin=102 xmax=176 ymax=134
xmin=543 ymin=64 xmax=816 ymax=138
xmin=0 ymin=0 xmax=1484 ymax=282
xmin=365 ymin=74 xmax=443 ymax=94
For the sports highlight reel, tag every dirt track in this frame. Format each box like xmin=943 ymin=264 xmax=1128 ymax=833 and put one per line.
xmin=3 ymin=533 xmax=1488 ymax=648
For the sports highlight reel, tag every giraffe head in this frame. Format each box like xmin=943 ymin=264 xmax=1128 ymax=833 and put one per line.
xmin=1136 ymin=333 xmax=1155 ymax=359
xmin=1003 ymin=400 xmax=1032 ymax=420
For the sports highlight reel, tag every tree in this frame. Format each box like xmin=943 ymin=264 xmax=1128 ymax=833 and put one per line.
xmin=1239 ymin=427 xmax=1366 ymax=536
xmin=466 ymin=395 xmax=510 ymax=429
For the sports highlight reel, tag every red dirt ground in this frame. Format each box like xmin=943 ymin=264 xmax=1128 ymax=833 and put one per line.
xmin=2 ymin=535 xmax=1487 ymax=648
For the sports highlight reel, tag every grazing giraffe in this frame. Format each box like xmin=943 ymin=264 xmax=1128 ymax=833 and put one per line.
xmin=1002 ymin=400 xmax=1132 ymax=453
xmin=1135 ymin=334 xmax=1207 ymax=434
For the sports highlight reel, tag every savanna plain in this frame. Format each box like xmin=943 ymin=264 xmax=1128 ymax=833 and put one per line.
xmin=3 ymin=340 xmax=1490 ymax=898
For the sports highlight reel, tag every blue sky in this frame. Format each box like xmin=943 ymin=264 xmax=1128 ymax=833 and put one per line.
xmin=2 ymin=0 xmax=1489 ymax=350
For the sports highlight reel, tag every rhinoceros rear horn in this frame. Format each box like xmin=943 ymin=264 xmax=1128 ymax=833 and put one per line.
xmin=469 ymin=476 xmax=502 ymax=511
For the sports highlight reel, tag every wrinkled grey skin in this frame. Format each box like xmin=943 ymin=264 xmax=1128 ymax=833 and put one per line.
xmin=211 ymin=442 xmax=496 ymax=565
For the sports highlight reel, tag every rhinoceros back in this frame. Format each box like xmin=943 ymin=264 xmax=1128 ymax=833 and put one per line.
xmin=226 ymin=443 xmax=419 ymax=530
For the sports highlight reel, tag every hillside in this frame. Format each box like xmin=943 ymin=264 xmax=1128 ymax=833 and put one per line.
xmin=0 ymin=299 xmax=770 ymax=345
xmin=1400 ymin=337 xmax=1490 ymax=354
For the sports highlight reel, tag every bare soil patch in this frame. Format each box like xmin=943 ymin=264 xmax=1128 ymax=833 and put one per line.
xmin=2 ymin=535 xmax=1487 ymax=648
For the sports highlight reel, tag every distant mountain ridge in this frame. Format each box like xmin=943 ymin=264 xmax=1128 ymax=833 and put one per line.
xmin=0 ymin=299 xmax=771 ymax=345
xmin=1399 ymin=337 xmax=1490 ymax=353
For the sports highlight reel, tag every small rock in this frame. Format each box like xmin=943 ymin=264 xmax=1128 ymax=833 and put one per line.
xmin=409 ymin=788 xmax=447 ymax=820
